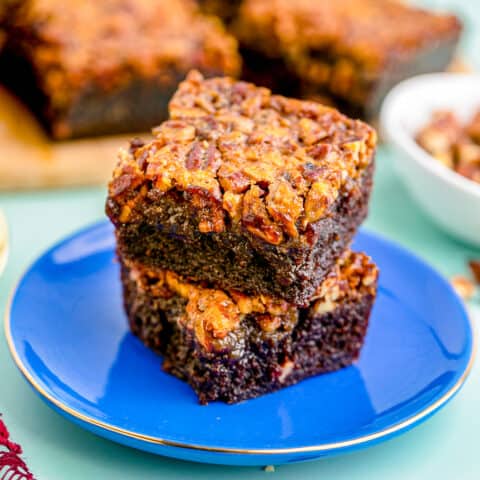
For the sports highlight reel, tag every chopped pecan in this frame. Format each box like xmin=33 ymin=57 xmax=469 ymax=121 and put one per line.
xmin=205 ymin=143 xmax=220 ymax=168
xmin=218 ymin=165 xmax=251 ymax=193
xmin=187 ymin=186 xmax=225 ymax=233
xmin=108 ymin=72 xmax=376 ymax=245
xmin=110 ymin=173 xmax=136 ymax=197
xmin=156 ymin=121 xmax=196 ymax=142
xmin=146 ymin=148 xmax=182 ymax=191
xmin=342 ymin=139 xmax=365 ymax=167
xmin=455 ymin=141 xmax=480 ymax=166
xmin=240 ymin=94 xmax=264 ymax=118
xmin=165 ymin=270 xmax=244 ymax=349
xmin=119 ymin=204 xmax=132 ymax=223
xmin=184 ymin=141 xmax=221 ymax=173
xmin=185 ymin=141 xmax=203 ymax=170
xmin=242 ymin=185 xmax=283 ymax=245
xmin=165 ymin=271 xmax=191 ymax=298
xmin=194 ymin=95 xmax=216 ymax=114
xmin=298 ymin=118 xmax=328 ymax=145
xmin=216 ymin=114 xmax=255 ymax=134
xmin=129 ymin=137 xmax=145 ymax=154
xmin=185 ymin=289 xmax=241 ymax=350
xmin=466 ymin=111 xmax=480 ymax=143
xmin=307 ymin=143 xmax=333 ymax=161
xmin=304 ymin=179 xmax=338 ymax=223
xmin=266 ymin=178 xmax=303 ymax=237
xmin=301 ymin=162 xmax=327 ymax=181
xmin=222 ymin=191 xmax=243 ymax=223
xmin=135 ymin=148 xmax=150 ymax=171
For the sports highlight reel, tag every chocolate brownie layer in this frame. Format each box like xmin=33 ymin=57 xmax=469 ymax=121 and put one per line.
xmin=1 ymin=0 xmax=240 ymax=139
xmin=107 ymin=71 xmax=376 ymax=304
xmin=234 ymin=0 xmax=462 ymax=118
xmin=121 ymin=250 xmax=378 ymax=404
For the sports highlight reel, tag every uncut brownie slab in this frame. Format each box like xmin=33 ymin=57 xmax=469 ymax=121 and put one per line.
xmin=121 ymin=249 xmax=379 ymax=404
xmin=0 ymin=0 xmax=240 ymax=139
xmin=233 ymin=0 xmax=462 ymax=118
xmin=106 ymin=71 xmax=376 ymax=305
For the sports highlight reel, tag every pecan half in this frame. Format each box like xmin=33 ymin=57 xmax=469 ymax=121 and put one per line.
xmin=242 ymin=185 xmax=283 ymax=245
xmin=304 ymin=179 xmax=338 ymax=223
xmin=266 ymin=178 xmax=303 ymax=237
xmin=185 ymin=289 xmax=241 ymax=350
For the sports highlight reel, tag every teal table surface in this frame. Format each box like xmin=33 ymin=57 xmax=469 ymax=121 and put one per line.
xmin=1 ymin=1 xmax=480 ymax=478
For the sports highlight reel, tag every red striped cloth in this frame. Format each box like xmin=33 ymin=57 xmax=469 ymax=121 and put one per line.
xmin=0 ymin=416 xmax=34 ymax=480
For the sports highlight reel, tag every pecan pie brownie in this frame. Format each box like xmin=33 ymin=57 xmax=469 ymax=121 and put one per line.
xmin=106 ymin=71 xmax=376 ymax=305
xmin=234 ymin=0 xmax=462 ymax=117
xmin=0 ymin=0 xmax=240 ymax=139
xmin=121 ymin=249 xmax=379 ymax=404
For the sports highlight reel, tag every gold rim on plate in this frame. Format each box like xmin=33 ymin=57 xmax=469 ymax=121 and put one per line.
xmin=3 ymin=280 xmax=476 ymax=456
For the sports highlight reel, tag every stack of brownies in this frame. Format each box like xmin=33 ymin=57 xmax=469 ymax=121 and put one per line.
xmin=106 ymin=71 xmax=379 ymax=404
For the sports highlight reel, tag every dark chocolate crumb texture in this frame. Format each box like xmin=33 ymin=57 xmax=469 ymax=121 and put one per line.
xmin=107 ymin=71 xmax=376 ymax=304
xmin=121 ymin=249 xmax=379 ymax=404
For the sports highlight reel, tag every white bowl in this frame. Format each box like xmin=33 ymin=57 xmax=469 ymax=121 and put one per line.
xmin=380 ymin=73 xmax=480 ymax=247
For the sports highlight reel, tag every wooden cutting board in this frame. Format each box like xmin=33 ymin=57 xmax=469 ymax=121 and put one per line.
xmin=0 ymin=86 xmax=151 ymax=190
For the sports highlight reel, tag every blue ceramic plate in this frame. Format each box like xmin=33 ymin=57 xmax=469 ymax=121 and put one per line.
xmin=5 ymin=222 xmax=474 ymax=466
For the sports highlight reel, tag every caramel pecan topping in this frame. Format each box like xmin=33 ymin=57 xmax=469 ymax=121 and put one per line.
xmin=109 ymin=71 xmax=376 ymax=245
xmin=235 ymin=0 xmax=461 ymax=106
xmin=126 ymin=250 xmax=378 ymax=350
xmin=416 ymin=109 xmax=480 ymax=184
xmin=266 ymin=178 xmax=303 ymax=237
xmin=311 ymin=249 xmax=378 ymax=315
xmin=184 ymin=289 xmax=241 ymax=349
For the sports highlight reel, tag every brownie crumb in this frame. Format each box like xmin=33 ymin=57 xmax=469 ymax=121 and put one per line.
xmin=416 ymin=109 xmax=480 ymax=184
xmin=451 ymin=275 xmax=475 ymax=300
xmin=234 ymin=0 xmax=461 ymax=118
